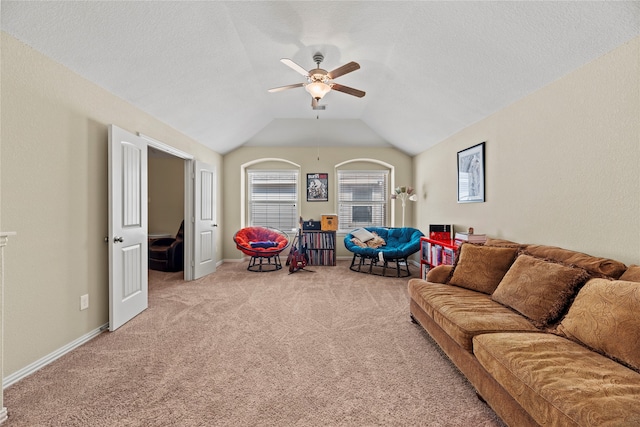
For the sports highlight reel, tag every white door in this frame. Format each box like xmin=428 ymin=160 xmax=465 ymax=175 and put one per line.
xmin=193 ymin=161 xmax=217 ymax=279
xmin=108 ymin=125 xmax=148 ymax=331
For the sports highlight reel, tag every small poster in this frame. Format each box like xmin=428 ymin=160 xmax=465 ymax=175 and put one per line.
xmin=307 ymin=173 xmax=328 ymax=202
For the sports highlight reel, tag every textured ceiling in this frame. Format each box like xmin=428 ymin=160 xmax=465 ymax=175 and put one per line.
xmin=2 ymin=1 xmax=639 ymax=155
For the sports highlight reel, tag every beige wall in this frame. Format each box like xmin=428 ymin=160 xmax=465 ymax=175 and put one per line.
xmin=0 ymin=33 xmax=222 ymax=377
xmin=222 ymin=146 xmax=413 ymax=260
xmin=149 ymin=156 xmax=185 ymax=236
xmin=413 ymin=36 xmax=640 ymax=265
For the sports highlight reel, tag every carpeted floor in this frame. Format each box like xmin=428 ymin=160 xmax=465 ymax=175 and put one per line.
xmin=4 ymin=261 xmax=504 ymax=426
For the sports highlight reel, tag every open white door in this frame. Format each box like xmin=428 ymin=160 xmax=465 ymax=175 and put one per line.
xmin=193 ymin=161 xmax=217 ymax=279
xmin=108 ymin=125 xmax=148 ymax=331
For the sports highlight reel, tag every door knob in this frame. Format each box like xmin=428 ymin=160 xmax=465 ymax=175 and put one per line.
xmin=114 ymin=236 xmax=124 ymax=243
xmin=212 ymin=224 xmax=218 ymax=227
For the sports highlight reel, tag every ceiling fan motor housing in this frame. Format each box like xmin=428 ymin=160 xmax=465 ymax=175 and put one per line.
xmin=308 ymin=52 xmax=330 ymax=85
xmin=308 ymin=68 xmax=330 ymax=84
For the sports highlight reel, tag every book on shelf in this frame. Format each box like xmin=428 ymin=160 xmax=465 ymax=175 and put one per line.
xmin=454 ymin=232 xmax=487 ymax=243
xmin=429 ymin=224 xmax=453 ymax=241
xmin=442 ymin=247 xmax=456 ymax=265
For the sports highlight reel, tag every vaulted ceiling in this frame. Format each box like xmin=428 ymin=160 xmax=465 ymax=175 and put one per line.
xmin=2 ymin=1 xmax=639 ymax=155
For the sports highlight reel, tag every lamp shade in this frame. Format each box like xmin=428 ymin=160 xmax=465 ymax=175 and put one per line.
xmin=305 ymin=81 xmax=331 ymax=100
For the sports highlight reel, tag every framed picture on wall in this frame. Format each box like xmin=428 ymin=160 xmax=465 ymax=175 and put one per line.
xmin=457 ymin=142 xmax=485 ymax=203
xmin=307 ymin=173 xmax=328 ymax=202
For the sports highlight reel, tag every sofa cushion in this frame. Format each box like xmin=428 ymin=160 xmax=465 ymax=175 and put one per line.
xmin=408 ymin=279 xmax=537 ymax=352
xmin=425 ymin=265 xmax=453 ymax=284
xmin=492 ymin=254 xmax=590 ymax=328
xmin=558 ymin=278 xmax=640 ymax=373
xmin=474 ymin=332 xmax=640 ymax=427
xmin=524 ymin=244 xmax=627 ymax=279
xmin=448 ymin=244 xmax=518 ymax=294
xmin=619 ymin=264 xmax=640 ymax=282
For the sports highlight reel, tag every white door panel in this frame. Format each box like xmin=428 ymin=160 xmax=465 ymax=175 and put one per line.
xmin=194 ymin=161 xmax=217 ymax=279
xmin=109 ymin=125 xmax=148 ymax=331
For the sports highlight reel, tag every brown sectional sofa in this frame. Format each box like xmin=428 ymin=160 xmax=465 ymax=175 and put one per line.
xmin=408 ymin=239 xmax=640 ymax=426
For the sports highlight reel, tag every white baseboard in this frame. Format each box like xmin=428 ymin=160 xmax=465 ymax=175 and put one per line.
xmin=223 ymin=258 xmax=247 ymax=263
xmin=0 ymin=407 xmax=7 ymax=424
xmin=3 ymin=323 xmax=108 ymax=389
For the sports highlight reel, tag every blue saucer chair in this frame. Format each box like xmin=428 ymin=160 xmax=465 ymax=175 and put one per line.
xmin=344 ymin=227 xmax=424 ymax=277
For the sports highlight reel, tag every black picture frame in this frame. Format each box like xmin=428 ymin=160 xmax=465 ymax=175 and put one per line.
xmin=307 ymin=173 xmax=328 ymax=202
xmin=457 ymin=142 xmax=485 ymax=203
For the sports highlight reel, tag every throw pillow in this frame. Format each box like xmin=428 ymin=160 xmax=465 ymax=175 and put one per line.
xmin=558 ymin=278 xmax=640 ymax=373
xmin=619 ymin=264 xmax=640 ymax=282
xmin=492 ymin=254 xmax=590 ymax=328
xmin=249 ymin=241 xmax=277 ymax=249
xmin=448 ymin=244 xmax=518 ymax=294
xmin=366 ymin=232 xmax=386 ymax=248
xmin=350 ymin=238 xmax=367 ymax=248
xmin=351 ymin=227 xmax=375 ymax=243
xmin=426 ymin=265 xmax=453 ymax=284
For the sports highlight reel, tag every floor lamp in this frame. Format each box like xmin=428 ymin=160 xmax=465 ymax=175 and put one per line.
xmin=391 ymin=186 xmax=417 ymax=227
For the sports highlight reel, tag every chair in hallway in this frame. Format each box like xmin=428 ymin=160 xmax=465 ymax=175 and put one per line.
xmin=149 ymin=220 xmax=184 ymax=272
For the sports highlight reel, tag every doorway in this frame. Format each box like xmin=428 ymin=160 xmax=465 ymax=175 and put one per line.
xmin=140 ymin=133 xmax=218 ymax=281
xmin=109 ymin=127 xmax=216 ymax=331
xmin=148 ymin=147 xmax=186 ymax=277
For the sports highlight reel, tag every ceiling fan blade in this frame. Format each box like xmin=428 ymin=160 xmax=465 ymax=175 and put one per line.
xmin=328 ymin=61 xmax=360 ymax=79
xmin=331 ymin=83 xmax=366 ymax=98
xmin=268 ymin=83 xmax=304 ymax=93
xmin=281 ymin=58 xmax=310 ymax=77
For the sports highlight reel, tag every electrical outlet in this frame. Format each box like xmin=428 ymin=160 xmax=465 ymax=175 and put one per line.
xmin=80 ymin=294 xmax=89 ymax=311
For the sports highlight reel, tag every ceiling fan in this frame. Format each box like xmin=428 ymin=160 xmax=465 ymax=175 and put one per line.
xmin=268 ymin=53 xmax=365 ymax=109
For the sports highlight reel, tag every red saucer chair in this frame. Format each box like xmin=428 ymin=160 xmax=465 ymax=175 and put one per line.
xmin=233 ymin=226 xmax=290 ymax=272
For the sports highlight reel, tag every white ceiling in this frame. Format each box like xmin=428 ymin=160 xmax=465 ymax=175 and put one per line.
xmin=2 ymin=1 xmax=639 ymax=155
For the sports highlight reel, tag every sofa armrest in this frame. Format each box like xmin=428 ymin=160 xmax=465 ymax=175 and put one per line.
xmin=426 ymin=265 xmax=453 ymax=283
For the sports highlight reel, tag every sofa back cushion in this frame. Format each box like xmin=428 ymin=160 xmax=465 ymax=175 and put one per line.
xmin=492 ymin=254 xmax=590 ymax=328
xmin=525 ymin=244 xmax=627 ymax=279
xmin=448 ymin=244 xmax=518 ymax=294
xmin=558 ymin=278 xmax=640 ymax=372
xmin=619 ymin=265 xmax=640 ymax=282
xmin=483 ymin=237 xmax=525 ymax=249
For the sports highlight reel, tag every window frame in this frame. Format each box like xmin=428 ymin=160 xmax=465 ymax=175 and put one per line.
xmin=336 ymin=169 xmax=390 ymax=232
xmin=246 ymin=169 xmax=299 ymax=232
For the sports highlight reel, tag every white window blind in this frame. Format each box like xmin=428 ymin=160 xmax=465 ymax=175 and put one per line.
xmin=337 ymin=170 xmax=389 ymax=230
xmin=247 ymin=170 xmax=298 ymax=231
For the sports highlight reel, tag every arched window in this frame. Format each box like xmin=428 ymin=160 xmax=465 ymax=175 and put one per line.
xmin=336 ymin=159 xmax=393 ymax=231
xmin=247 ymin=169 xmax=299 ymax=231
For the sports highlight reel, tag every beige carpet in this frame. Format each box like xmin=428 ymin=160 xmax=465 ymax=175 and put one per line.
xmin=5 ymin=261 xmax=504 ymax=426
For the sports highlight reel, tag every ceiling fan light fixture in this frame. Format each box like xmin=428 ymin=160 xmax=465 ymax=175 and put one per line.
xmin=305 ymin=81 xmax=332 ymax=100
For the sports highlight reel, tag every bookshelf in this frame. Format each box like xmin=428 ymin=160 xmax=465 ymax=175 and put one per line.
xmin=292 ymin=230 xmax=336 ymax=266
xmin=420 ymin=237 xmax=460 ymax=279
